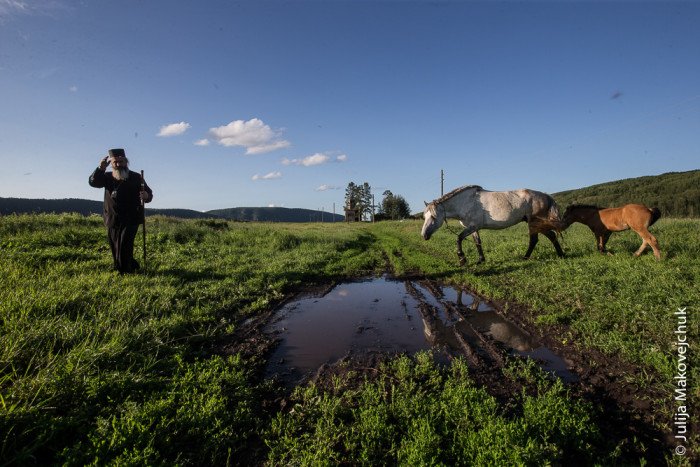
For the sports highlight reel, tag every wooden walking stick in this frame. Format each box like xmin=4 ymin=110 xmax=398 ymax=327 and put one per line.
xmin=140 ymin=170 xmax=147 ymax=272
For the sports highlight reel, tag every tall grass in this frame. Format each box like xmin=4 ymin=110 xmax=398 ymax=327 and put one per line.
xmin=0 ymin=214 xmax=382 ymax=464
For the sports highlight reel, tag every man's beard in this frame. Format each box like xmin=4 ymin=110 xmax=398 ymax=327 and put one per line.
xmin=112 ymin=168 xmax=129 ymax=181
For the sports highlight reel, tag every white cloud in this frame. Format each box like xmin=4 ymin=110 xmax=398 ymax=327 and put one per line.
xmin=252 ymin=171 xmax=282 ymax=181
xmin=209 ymin=118 xmax=290 ymax=154
xmin=157 ymin=121 xmax=191 ymax=137
xmin=69 ymin=85 xmax=78 ymax=92
xmin=283 ymin=153 xmax=329 ymax=167
xmin=194 ymin=138 xmax=210 ymax=146
xmin=315 ymin=184 xmax=341 ymax=192
xmin=282 ymin=153 xmax=347 ymax=167
xmin=0 ymin=1 xmax=31 ymax=17
xmin=247 ymin=140 xmax=290 ymax=155
xmin=0 ymin=0 xmax=68 ymax=18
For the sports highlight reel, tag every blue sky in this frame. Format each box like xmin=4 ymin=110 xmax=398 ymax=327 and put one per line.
xmin=1 ymin=0 xmax=698 ymax=214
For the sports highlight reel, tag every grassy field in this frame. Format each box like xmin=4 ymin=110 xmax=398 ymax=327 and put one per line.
xmin=1 ymin=213 xmax=697 ymax=465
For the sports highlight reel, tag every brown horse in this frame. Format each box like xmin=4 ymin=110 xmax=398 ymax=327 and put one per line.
xmin=562 ymin=204 xmax=662 ymax=259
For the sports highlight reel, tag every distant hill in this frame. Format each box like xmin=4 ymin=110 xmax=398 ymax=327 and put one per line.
xmin=207 ymin=206 xmax=344 ymax=222
xmin=0 ymin=198 xmax=344 ymax=222
xmin=0 ymin=198 xmax=218 ymax=219
xmin=6 ymin=170 xmax=697 ymax=220
xmin=553 ymin=170 xmax=700 ymax=217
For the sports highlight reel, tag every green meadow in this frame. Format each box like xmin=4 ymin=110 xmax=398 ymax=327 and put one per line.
xmin=1 ymin=213 xmax=697 ymax=465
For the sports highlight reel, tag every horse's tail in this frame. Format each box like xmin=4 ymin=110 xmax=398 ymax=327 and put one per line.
xmin=545 ymin=197 xmax=566 ymax=233
xmin=649 ymin=207 xmax=662 ymax=227
xmin=530 ymin=196 xmax=566 ymax=233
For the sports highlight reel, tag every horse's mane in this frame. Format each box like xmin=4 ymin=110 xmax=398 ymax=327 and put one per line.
xmin=567 ymin=204 xmax=602 ymax=210
xmin=433 ymin=185 xmax=483 ymax=204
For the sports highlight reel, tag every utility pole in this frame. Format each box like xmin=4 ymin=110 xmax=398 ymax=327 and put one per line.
xmin=371 ymin=194 xmax=375 ymax=223
xmin=333 ymin=202 xmax=336 ymax=222
xmin=441 ymin=169 xmax=444 ymax=197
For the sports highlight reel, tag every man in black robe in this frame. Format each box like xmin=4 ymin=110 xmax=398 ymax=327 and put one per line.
xmin=89 ymin=148 xmax=153 ymax=273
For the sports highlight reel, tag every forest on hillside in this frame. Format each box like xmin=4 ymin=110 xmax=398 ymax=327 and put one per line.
xmin=553 ymin=170 xmax=700 ymax=217
xmin=0 ymin=198 xmax=216 ymax=219
xmin=0 ymin=199 xmax=342 ymax=222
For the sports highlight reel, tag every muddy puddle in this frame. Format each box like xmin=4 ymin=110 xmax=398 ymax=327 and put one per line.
xmin=265 ymin=276 xmax=576 ymax=385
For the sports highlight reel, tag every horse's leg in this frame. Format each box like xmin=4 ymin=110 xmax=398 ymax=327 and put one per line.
xmin=456 ymin=228 xmax=480 ymax=266
xmin=648 ymin=233 xmax=661 ymax=260
xmin=633 ymin=239 xmax=648 ymax=257
xmin=601 ymin=231 xmax=613 ymax=255
xmin=543 ymin=230 xmax=565 ymax=258
xmin=634 ymin=229 xmax=661 ymax=260
xmin=456 ymin=229 xmax=471 ymax=266
xmin=596 ymin=233 xmax=608 ymax=254
xmin=471 ymin=231 xmax=485 ymax=264
xmin=524 ymin=233 xmax=538 ymax=259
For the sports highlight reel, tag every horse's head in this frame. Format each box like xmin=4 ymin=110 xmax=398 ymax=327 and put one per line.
xmin=562 ymin=205 xmax=575 ymax=227
xmin=421 ymin=201 xmax=445 ymax=240
xmin=562 ymin=204 xmax=598 ymax=228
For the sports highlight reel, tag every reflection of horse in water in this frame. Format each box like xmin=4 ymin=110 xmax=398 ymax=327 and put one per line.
xmin=486 ymin=323 xmax=531 ymax=352
xmin=412 ymin=282 xmax=577 ymax=381
xmin=454 ymin=289 xmax=533 ymax=352
xmin=420 ymin=308 xmax=460 ymax=350
xmin=419 ymin=289 xmax=534 ymax=354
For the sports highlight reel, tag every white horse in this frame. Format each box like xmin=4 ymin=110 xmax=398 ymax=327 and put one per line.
xmin=421 ymin=185 xmax=565 ymax=266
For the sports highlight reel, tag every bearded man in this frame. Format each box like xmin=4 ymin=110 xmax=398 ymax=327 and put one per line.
xmin=89 ymin=148 xmax=153 ymax=273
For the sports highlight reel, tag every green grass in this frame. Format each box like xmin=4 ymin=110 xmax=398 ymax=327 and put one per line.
xmin=1 ymin=213 xmax=697 ymax=464
xmin=266 ymin=353 xmax=603 ymax=466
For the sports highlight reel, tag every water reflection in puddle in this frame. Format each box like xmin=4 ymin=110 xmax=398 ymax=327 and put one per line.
xmin=265 ymin=276 xmax=576 ymax=385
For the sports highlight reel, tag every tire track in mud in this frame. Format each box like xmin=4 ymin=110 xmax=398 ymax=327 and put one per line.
xmin=406 ymin=280 xmax=507 ymax=368
xmin=406 ymin=278 xmax=675 ymax=465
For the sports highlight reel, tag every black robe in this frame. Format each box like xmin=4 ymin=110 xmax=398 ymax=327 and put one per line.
xmin=89 ymin=168 xmax=153 ymax=272
xmin=89 ymin=168 xmax=152 ymax=227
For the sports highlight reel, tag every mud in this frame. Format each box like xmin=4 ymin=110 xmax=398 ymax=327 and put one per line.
xmin=264 ymin=275 xmax=576 ymax=386
xmin=223 ymin=275 xmax=683 ymax=464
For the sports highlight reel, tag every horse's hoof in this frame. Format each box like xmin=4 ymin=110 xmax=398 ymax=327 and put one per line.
xmin=459 ymin=259 xmax=467 ymax=267
xmin=476 ymin=258 xmax=485 ymax=265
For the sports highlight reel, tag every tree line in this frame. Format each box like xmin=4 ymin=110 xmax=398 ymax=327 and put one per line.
xmin=3 ymin=170 xmax=694 ymax=222
xmin=344 ymin=182 xmax=411 ymax=221
xmin=553 ymin=170 xmax=700 ymax=218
